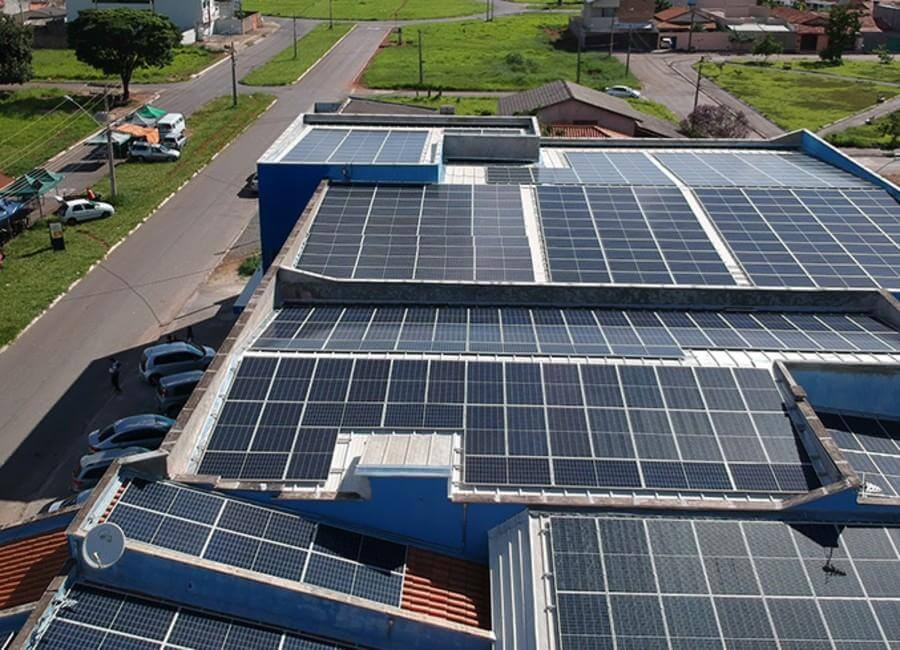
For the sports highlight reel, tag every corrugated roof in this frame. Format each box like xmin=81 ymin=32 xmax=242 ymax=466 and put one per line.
xmin=401 ymin=547 xmax=491 ymax=630
xmin=654 ymin=6 xmax=692 ymax=21
xmin=0 ymin=528 xmax=69 ymax=610
xmin=547 ymin=124 xmax=631 ymax=138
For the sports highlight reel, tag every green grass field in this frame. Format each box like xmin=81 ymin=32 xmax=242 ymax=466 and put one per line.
xmin=699 ymin=62 xmax=899 ymax=132
xmin=0 ymin=93 xmax=274 ymax=347
xmin=827 ymin=111 xmax=899 ymax=150
xmin=745 ymin=59 xmax=900 ymax=85
xmin=376 ymin=95 xmax=499 ymax=115
xmin=242 ymin=23 xmax=352 ymax=86
xmin=32 ymin=47 xmax=224 ymax=83
xmin=362 ymin=14 xmax=637 ymax=91
xmin=0 ymin=88 xmax=98 ymax=179
xmin=627 ymin=97 xmax=680 ymax=124
xmin=243 ymin=0 xmax=484 ymax=19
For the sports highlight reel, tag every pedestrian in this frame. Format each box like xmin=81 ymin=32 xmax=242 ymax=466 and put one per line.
xmin=108 ymin=357 xmax=122 ymax=393
xmin=86 ymin=186 xmax=96 ymax=201
xmin=186 ymin=325 xmax=194 ymax=343
xmin=0 ymin=248 xmax=5 ymax=270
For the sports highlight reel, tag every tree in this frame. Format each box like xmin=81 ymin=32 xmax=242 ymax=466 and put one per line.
xmin=877 ymin=111 xmax=900 ymax=149
xmin=681 ymin=104 xmax=750 ymax=138
xmin=655 ymin=0 xmax=672 ymax=12
xmin=753 ymin=34 xmax=783 ymax=61
xmin=68 ymin=9 xmax=181 ymax=101
xmin=0 ymin=14 xmax=33 ymax=85
xmin=820 ymin=4 xmax=863 ymax=64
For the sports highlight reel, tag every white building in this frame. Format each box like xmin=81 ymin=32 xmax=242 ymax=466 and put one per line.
xmin=65 ymin=0 xmax=219 ymax=39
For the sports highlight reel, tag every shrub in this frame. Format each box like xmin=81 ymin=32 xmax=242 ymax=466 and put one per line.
xmin=681 ymin=104 xmax=750 ymax=138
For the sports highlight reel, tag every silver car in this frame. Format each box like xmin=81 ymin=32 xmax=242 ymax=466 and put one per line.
xmin=139 ymin=341 xmax=215 ymax=384
xmin=129 ymin=141 xmax=180 ymax=162
xmin=157 ymin=370 xmax=203 ymax=416
xmin=72 ymin=447 xmax=149 ymax=491
xmin=87 ymin=414 xmax=175 ymax=453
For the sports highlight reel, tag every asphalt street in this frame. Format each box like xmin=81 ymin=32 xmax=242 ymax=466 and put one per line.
xmin=0 ymin=22 xmax=391 ymax=523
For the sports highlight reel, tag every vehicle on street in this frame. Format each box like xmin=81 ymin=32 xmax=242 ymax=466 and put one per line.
xmin=157 ymin=113 xmax=186 ymax=140
xmin=39 ymin=489 xmax=92 ymax=515
xmin=129 ymin=141 xmax=180 ymax=162
xmin=72 ymin=447 xmax=149 ymax=491
xmin=604 ymin=85 xmax=641 ymax=99
xmin=157 ymin=370 xmax=204 ymax=416
xmin=55 ymin=198 xmax=115 ymax=225
xmin=247 ymin=172 xmax=259 ymax=194
xmin=140 ymin=341 xmax=215 ymax=384
xmin=87 ymin=414 xmax=175 ymax=453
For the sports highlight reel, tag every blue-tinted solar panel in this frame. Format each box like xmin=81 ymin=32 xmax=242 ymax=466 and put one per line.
xmin=816 ymin=410 xmax=900 ymax=498
xmin=566 ymin=151 xmax=674 ymax=185
xmin=374 ymin=130 xmax=428 ymax=164
xmin=35 ymin=584 xmax=356 ymax=649
xmin=537 ymin=185 xmax=609 ymax=283
xmin=548 ymin=514 xmax=900 ymax=650
xmin=282 ymin=128 xmax=349 ymax=163
xmin=328 ymin=129 xmax=388 ymax=164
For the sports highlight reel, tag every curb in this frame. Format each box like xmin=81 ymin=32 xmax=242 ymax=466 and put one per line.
xmin=0 ymin=95 xmax=279 ymax=355
xmin=291 ymin=24 xmax=357 ymax=86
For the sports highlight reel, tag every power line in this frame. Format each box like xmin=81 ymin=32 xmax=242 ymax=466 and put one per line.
xmin=0 ymin=96 xmax=76 ymax=148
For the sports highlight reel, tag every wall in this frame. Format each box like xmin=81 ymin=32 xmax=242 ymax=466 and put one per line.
xmin=537 ymin=101 xmax=637 ymax=135
xmin=66 ymin=0 xmax=202 ymax=31
xmin=31 ymin=20 xmax=67 ymax=49
xmin=670 ymin=31 xmax=737 ymax=51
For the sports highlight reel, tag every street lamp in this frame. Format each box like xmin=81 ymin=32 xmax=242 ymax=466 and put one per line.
xmin=64 ymin=92 xmax=117 ymax=200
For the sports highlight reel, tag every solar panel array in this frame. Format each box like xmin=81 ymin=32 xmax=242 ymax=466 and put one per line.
xmin=536 ymin=185 xmax=735 ymax=285
xmin=817 ymin=410 xmax=900 ymax=498
xmin=296 ymin=184 xmax=534 ymax=282
xmin=695 ymin=188 xmax=900 ymax=289
xmin=282 ymin=128 xmax=428 ymax=164
xmin=253 ymin=305 xmax=900 ymax=357
xmin=106 ymin=480 xmax=408 ymax=607
xmin=565 ymin=152 xmax=675 ymax=186
xmin=35 ymin=584 xmax=356 ymax=649
xmin=462 ymin=364 xmax=819 ymax=493
xmin=549 ymin=514 xmax=900 ymax=650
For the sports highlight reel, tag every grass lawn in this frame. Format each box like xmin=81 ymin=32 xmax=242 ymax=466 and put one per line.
xmin=0 ymin=93 xmax=274 ymax=347
xmin=699 ymin=62 xmax=899 ymax=131
xmin=243 ymin=0 xmax=484 ymax=20
xmin=827 ymin=111 xmax=899 ymax=150
xmin=32 ymin=47 xmax=224 ymax=83
xmin=242 ymin=23 xmax=352 ymax=86
xmin=735 ymin=58 xmax=900 ymax=85
xmin=0 ymin=88 xmax=98 ymax=179
xmin=362 ymin=14 xmax=637 ymax=91
xmin=376 ymin=95 xmax=499 ymax=115
xmin=627 ymin=97 xmax=680 ymax=124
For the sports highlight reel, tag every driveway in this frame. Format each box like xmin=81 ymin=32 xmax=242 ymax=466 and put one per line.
xmin=623 ymin=52 xmax=783 ymax=139
xmin=0 ymin=23 xmax=391 ymax=524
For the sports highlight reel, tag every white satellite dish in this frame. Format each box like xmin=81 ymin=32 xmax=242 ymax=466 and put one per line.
xmin=82 ymin=523 xmax=126 ymax=570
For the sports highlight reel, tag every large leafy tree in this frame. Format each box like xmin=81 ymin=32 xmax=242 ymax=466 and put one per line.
xmin=68 ymin=8 xmax=181 ymax=101
xmin=0 ymin=14 xmax=33 ymax=84
xmin=820 ymin=4 xmax=864 ymax=63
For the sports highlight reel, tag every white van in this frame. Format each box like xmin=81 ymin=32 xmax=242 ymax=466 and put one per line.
xmin=157 ymin=112 xmax=186 ymax=140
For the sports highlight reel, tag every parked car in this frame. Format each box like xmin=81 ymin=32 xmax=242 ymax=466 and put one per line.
xmin=161 ymin=132 xmax=188 ymax=150
xmin=157 ymin=112 xmax=186 ymax=140
xmin=605 ymin=85 xmax=641 ymax=99
xmin=157 ymin=370 xmax=204 ymax=416
xmin=72 ymin=447 xmax=149 ymax=491
xmin=39 ymin=489 xmax=92 ymax=515
xmin=140 ymin=341 xmax=215 ymax=384
xmin=87 ymin=414 xmax=175 ymax=453
xmin=55 ymin=199 xmax=115 ymax=225
xmin=129 ymin=141 xmax=180 ymax=162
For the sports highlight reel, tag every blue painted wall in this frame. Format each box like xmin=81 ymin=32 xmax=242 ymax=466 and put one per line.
xmin=801 ymin=131 xmax=900 ymax=200
xmin=77 ymin=544 xmax=492 ymax=650
xmin=0 ymin=511 xmax=74 ymax=545
xmin=257 ymin=162 xmax=440 ymax=270
xmin=789 ymin=365 xmax=900 ymax=419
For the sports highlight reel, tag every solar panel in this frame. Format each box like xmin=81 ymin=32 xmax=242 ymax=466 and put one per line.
xmin=547 ymin=514 xmax=900 ymax=650
xmin=107 ymin=480 xmax=408 ymax=609
xmin=282 ymin=128 xmax=428 ymax=164
xmin=537 ymin=185 xmax=610 ymax=283
xmin=34 ymin=584 xmax=356 ymax=649
xmin=566 ymin=151 xmax=674 ymax=185
xmin=699 ymin=187 xmax=900 ymax=290
xmin=297 ymin=184 xmax=533 ymax=282
xmin=816 ymin=410 xmax=900 ymax=497
xmin=254 ymin=306 xmax=900 ymax=356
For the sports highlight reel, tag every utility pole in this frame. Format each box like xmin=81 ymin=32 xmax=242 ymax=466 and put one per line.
xmin=625 ymin=29 xmax=632 ymax=75
xmin=293 ymin=15 xmax=298 ymax=59
xmin=687 ymin=4 xmax=697 ymax=51
xmin=230 ymin=42 xmax=237 ymax=107
xmin=693 ymin=56 xmax=704 ymax=112
xmin=609 ymin=18 xmax=616 ymax=57
xmin=418 ymin=30 xmax=424 ymax=88
xmin=103 ymin=90 xmax=117 ymax=201
xmin=576 ymin=37 xmax=582 ymax=84
xmin=329 ymin=0 xmax=334 ymax=29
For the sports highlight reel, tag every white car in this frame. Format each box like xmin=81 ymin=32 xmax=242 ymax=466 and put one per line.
xmin=55 ymin=199 xmax=115 ymax=225
xmin=605 ymin=85 xmax=641 ymax=99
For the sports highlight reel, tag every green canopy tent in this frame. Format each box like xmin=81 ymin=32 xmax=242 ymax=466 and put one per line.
xmin=129 ymin=105 xmax=167 ymax=127
xmin=0 ymin=168 xmax=64 ymax=202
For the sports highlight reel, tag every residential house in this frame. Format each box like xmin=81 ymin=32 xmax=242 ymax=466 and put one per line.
xmin=654 ymin=2 xmax=794 ymax=50
xmin=569 ymin=0 xmax=658 ymax=50
xmin=498 ymin=80 xmax=681 ymax=137
xmin=65 ymin=0 xmax=219 ymax=40
xmin=771 ymin=6 xmax=829 ymax=51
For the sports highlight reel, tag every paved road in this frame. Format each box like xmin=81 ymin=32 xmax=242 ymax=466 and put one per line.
xmin=0 ymin=23 xmax=391 ymax=523
xmin=817 ymin=94 xmax=900 ymax=137
xmin=623 ymin=52 xmax=783 ymax=139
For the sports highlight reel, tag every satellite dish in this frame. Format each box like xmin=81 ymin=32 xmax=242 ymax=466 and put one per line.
xmin=82 ymin=523 xmax=125 ymax=570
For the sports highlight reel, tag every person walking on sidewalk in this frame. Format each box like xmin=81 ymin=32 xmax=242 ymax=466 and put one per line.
xmin=108 ymin=357 xmax=122 ymax=393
